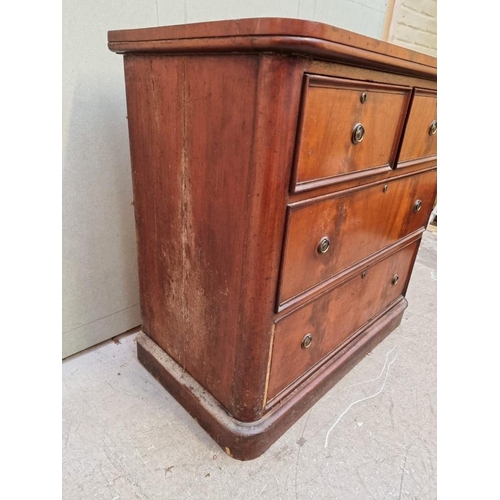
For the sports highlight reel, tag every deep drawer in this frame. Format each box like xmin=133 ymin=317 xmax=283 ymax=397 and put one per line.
xmin=268 ymin=240 xmax=419 ymax=401
xmin=398 ymin=88 xmax=437 ymax=165
xmin=278 ymin=169 xmax=436 ymax=306
xmin=292 ymin=75 xmax=411 ymax=192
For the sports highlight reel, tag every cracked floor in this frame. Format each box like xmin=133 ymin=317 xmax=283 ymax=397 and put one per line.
xmin=62 ymin=230 xmax=437 ymax=500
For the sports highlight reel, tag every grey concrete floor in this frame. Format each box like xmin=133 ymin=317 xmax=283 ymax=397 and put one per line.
xmin=62 ymin=230 xmax=437 ymax=500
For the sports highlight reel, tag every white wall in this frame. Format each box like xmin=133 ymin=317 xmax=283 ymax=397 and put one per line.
xmin=62 ymin=0 xmax=389 ymax=358
xmin=387 ymin=0 xmax=437 ymax=56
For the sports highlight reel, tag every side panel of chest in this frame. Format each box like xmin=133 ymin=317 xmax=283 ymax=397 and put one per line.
xmin=124 ymin=54 xmax=303 ymax=419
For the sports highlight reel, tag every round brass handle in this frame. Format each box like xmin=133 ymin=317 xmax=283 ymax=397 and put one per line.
xmin=413 ymin=199 xmax=422 ymax=213
xmin=429 ymin=120 xmax=437 ymax=136
xmin=301 ymin=333 xmax=313 ymax=349
xmin=317 ymin=236 xmax=331 ymax=254
xmin=392 ymin=274 xmax=399 ymax=286
xmin=352 ymin=123 xmax=365 ymax=145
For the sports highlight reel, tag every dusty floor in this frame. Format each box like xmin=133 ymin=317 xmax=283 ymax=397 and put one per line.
xmin=62 ymin=231 xmax=437 ymax=500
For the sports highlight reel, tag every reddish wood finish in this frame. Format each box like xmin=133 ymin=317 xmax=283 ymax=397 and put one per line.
xmin=269 ymin=240 xmax=419 ymax=400
xmin=108 ymin=18 xmax=437 ymax=460
xmin=398 ymin=88 xmax=437 ymax=165
xmin=108 ymin=18 xmax=437 ymax=79
xmin=279 ymin=169 xmax=436 ymax=305
xmin=293 ymin=76 xmax=411 ymax=191
xmin=138 ymin=296 xmax=407 ymax=460
xmin=302 ymin=59 xmax=437 ymax=90
xmin=124 ymin=54 xmax=302 ymax=420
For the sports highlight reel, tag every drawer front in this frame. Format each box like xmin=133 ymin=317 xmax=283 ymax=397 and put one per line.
xmin=268 ymin=241 xmax=419 ymax=401
xmin=279 ymin=169 xmax=436 ymax=306
xmin=292 ymin=75 xmax=411 ymax=192
xmin=398 ymin=89 xmax=437 ymax=165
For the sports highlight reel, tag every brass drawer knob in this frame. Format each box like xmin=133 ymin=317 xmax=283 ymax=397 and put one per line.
xmin=429 ymin=120 xmax=437 ymax=136
xmin=392 ymin=274 xmax=399 ymax=286
xmin=317 ymin=236 xmax=331 ymax=254
xmin=352 ymin=123 xmax=365 ymax=144
xmin=301 ymin=333 xmax=313 ymax=349
xmin=413 ymin=199 xmax=422 ymax=212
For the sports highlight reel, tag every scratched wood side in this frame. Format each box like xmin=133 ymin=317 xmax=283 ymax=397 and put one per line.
xmin=124 ymin=54 xmax=260 ymax=414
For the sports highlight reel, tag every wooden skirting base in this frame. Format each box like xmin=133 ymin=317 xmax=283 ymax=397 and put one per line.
xmin=137 ymin=297 xmax=407 ymax=461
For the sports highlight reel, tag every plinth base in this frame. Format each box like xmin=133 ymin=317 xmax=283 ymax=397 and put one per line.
xmin=137 ymin=298 xmax=407 ymax=460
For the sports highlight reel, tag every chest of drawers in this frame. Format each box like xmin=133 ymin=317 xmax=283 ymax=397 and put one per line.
xmin=108 ymin=18 xmax=437 ymax=460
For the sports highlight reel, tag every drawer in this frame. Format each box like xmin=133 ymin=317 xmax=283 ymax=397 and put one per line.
xmin=278 ymin=169 xmax=436 ymax=306
xmin=292 ymin=75 xmax=411 ymax=192
xmin=268 ymin=241 xmax=419 ymax=401
xmin=398 ymin=89 xmax=437 ymax=165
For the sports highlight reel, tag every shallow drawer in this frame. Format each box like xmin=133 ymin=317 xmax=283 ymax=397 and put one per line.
xmin=268 ymin=241 xmax=419 ymax=401
xmin=398 ymin=88 xmax=437 ymax=165
xmin=279 ymin=169 xmax=436 ymax=306
xmin=292 ymin=75 xmax=411 ymax=192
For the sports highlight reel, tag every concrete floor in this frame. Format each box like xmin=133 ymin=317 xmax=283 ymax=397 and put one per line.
xmin=62 ymin=230 xmax=437 ymax=500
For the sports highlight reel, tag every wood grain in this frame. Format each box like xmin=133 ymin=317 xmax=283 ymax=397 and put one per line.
xmin=108 ymin=18 xmax=436 ymax=68
xmin=108 ymin=18 xmax=436 ymax=78
xmin=398 ymin=88 xmax=437 ymax=165
xmin=293 ymin=76 xmax=411 ymax=191
xmin=269 ymin=240 xmax=419 ymax=400
xmin=110 ymin=18 xmax=438 ymax=460
xmin=125 ymin=54 xmax=260 ymax=414
xmin=137 ymin=295 xmax=407 ymax=460
xmin=107 ymin=17 xmax=434 ymax=66
xmin=279 ymin=169 xmax=437 ymax=305
xmin=124 ymin=53 xmax=303 ymax=421
xmin=230 ymin=56 xmax=304 ymax=421
xmin=303 ymin=59 xmax=437 ymax=91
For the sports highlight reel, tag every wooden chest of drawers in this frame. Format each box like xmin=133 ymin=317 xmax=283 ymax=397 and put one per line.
xmin=108 ymin=18 xmax=437 ymax=460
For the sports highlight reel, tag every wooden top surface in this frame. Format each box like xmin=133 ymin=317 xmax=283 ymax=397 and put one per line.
xmin=108 ymin=18 xmax=436 ymax=79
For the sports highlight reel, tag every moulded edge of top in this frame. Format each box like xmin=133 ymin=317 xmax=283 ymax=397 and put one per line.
xmin=107 ymin=17 xmax=437 ymax=80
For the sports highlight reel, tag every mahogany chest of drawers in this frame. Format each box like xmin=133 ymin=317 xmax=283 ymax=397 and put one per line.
xmin=108 ymin=18 xmax=437 ymax=460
